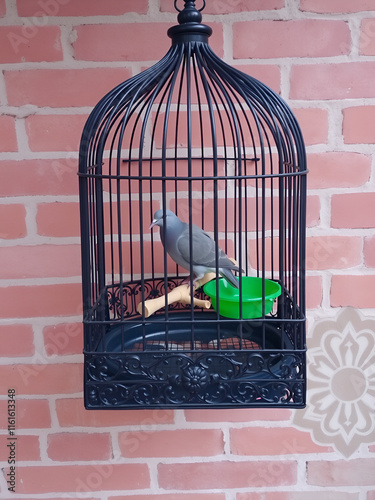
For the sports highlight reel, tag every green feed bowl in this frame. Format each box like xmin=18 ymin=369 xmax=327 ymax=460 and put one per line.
xmin=203 ymin=276 xmax=281 ymax=319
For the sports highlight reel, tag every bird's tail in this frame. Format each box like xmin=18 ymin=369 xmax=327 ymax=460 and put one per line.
xmin=220 ymin=268 xmax=240 ymax=289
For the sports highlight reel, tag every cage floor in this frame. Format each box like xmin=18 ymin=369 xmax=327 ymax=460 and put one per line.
xmin=96 ymin=312 xmax=290 ymax=353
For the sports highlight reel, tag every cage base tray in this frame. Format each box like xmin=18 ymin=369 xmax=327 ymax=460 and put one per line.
xmin=85 ymin=313 xmax=305 ymax=409
xmin=102 ymin=312 xmax=286 ymax=351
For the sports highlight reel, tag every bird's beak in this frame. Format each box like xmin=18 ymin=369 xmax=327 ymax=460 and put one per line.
xmin=149 ymin=219 xmax=157 ymax=230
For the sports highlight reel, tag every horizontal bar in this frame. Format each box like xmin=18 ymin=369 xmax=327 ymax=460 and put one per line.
xmin=78 ymin=170 xmax=308 ymax=181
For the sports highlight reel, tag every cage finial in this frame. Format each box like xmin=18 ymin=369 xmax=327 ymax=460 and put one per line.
xmin=168 ymin=0 xmax=211 ymax=42
xmin=174 ymin=0 xmax=205 ymax=24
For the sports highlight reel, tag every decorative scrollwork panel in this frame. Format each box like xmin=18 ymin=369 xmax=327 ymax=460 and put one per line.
xmin=85 ymin=350 xmax=305 ymax=408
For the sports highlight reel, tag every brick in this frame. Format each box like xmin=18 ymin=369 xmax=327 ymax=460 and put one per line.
xmin=235 ymin=64 xmax=281 ymax=93
xmin=17 ymin=0 xmax=148 ymax=16
xmin=7 ymin=498 xmax=98 ymax=500
xmin=0 ymin=435 xmax=40 ymax=461
xmin=360 ymin=18 xmax=375 ymax=55
xmin=306 ymin=275 xmax=323 ymax=309
xmin=161 ymin=0 xmax=284 ymax=13
xmin=343 ymin=106 xmax=375 ymax=144
xmin=368 ymin=492 xmax=375 ymax=500
xmin=0 ymin=363 xmax=82 ymax=395
xmin=291 ymin=63 xmax=375 ymax=100
xmin=8 ymin=496 xmax=98 ymax=500
xmin=74 ymin=23 xmax=172 ymax=62
xmin=236 ymin=494 xmax=262 ymax=500
xmin=308 ymin=458 xmax=375 ymax=486
xmin=0 ymin=204 xmax=26 ymax=239
xmin=0 ymin=115 xmax=17 ymax=152
xmin=43 ymin=322 xmax=82 ymax=356
xmin=233 ymin=20 xmax=350 ymax=59
xmin=0 ymin=283 xmax=82 ymax=318
xmin=137 ymin=159 xmax=225 ymax=192
xmin=119 ymin=429 xmax=223 ymax=458
xmin=307 ymin=195 xmax=321 ymax=227
xmin=56 ymin=398 xmax=174 ymax=427
xmin=170 ymin=196 xmax=261 ymax=233
xmin=365 ymin=236 xmax=375 ymax=267
xmin=231 ymin=427 xmax=331 ymax=455
xmin=249 ymin=236 xmax=320 ymax=276
xmin=105 ymin=239 xmax=177 ymax=278
xmin=103 ymin=200 xmax=153 ymax=239
xmin=0 ymin=244 xmax=81 ymax=279
xmin=185 ymin=408 xmax=291 ymax=422
xmin=7 ymin=498 xmax=109 ymax=500
xmin=47 ymin=432 xmax=112 ymax=461
xmin=169 ymin=192 xmax=315 ymax=234
xmin=307 ymin=152 xmax=371 ymax=189
xmin=247 ymin=493 xmax=359 ymax=500
xmin=331 ymin=193 xmax=375 ymax=228
xmin=296 ymin=494 xmax=358 ymax=500
xmin=25 ymin=114 xmax=87 ymax=152
xmin=110 ymin=496 xmax=226 ymax=500
xmin=292 ymin=108 xmax=328 ymax=146
xmin=306 ymin=236 xmax=362 ymax=270
xmin=300 ymin=0 xmax=375 ymax=13
xmin=0 ymin=324 xmax=34 ymax=356
xmin=0 ymin=159 xmax=78 ymax=197
xmin=36 ymin=202 xmax=80 ymax=237
xmin=11 ymin=463 xmax=149 ymax=494
xmin=5 ymin=68 xmax=131 ymax=108
xmin=331 ymin=275 xmax=375 ymax=308
xmin=74 ymin=23 xmax=223 ymax=61
xmin=0 ymin=26 xmax=62 ymax=63
xmin=158 ymin=460 xmax=297 ymax=489
xmin=249 ymin=236 xmax=278 ymax=272
xmin=0 ymin=399 xmax=51 ymax=429
xmin=6 ymin=498 xmax=98 ymax=500
xmin=154 ymin=109 xmax=269 ymax=150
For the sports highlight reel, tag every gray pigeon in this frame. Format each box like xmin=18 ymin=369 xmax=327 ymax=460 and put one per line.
xmin=150 ymin=209 xmax=241 ymax=288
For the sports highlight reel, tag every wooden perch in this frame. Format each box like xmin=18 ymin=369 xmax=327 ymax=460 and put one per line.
xmin=137 ymin=272 xmax=215 ymax=318
xmin=136 ymin=259 xmax=239 ymax=318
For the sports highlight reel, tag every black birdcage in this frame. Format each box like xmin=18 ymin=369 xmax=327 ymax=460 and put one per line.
xmin=78 ymin=0 xmax=307 ymax=409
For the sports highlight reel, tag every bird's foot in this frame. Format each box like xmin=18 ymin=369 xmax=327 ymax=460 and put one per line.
xmin=180 ymin=276 xmax=191 ymax=286
xmin=180 ymin=276 xmax=198 ymax=289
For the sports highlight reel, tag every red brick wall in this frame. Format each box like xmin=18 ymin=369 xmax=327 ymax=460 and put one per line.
xmin=1 ymin=0 xmax=375 ymax=498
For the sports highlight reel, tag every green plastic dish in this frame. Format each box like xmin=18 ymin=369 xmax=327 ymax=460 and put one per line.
xmin=203 ymin=276 xmax=282 ymax=319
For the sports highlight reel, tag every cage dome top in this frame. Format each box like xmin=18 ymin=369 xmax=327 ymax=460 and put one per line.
xmin=79 ymin=0 xmax=306 ymax=175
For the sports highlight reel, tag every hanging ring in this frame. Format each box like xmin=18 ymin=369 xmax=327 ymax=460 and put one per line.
xmin=174 ymin=0 xmax=206 ymax=13
xmin=199 ymin=1 xmax=206 ymax=12
xmin=174 ymin=1 xmax=182 ymax=13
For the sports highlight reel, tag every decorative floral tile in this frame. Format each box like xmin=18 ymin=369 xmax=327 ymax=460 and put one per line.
xmin=293 ymin=307 xmax=375 ymax=458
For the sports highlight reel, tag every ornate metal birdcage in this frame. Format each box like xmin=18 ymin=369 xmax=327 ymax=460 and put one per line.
xmin=79 ymin=0 xmax=307 ymax=409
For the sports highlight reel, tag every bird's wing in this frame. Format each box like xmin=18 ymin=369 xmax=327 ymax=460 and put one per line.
xmin=176 ymin=225 xmax=214 ymax=267
xmin=176 ymin=225 xmax=235 ymax=269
